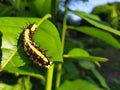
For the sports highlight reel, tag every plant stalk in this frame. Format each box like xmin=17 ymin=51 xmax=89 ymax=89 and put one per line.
xmin=37 ymin=14 xmax=51 ymax=28
xmin=15 ymin=0 xmax=20 ymax=10
xmin=51 ymin=0 xmax=57 ymax=23
xmin=45 ymin=64 xmax=54 ymax=90
xmin=55 ymin=3 xmax=67 ymax=89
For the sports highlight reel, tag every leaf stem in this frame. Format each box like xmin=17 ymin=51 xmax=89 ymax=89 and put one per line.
xmin=55 ymin=3 xmax=67 ymax=89
xmin=55 ymin=63 xmax=62 ymax=88
xmin=44 ymin=0 xmax=58 ymax=89
xmin=61 ymin=11 xmax=67 ymax=53
xmin=45 ymin=64 xmax=54 ymax=90
xmin=36 ymin=14 xmax=52 ymax=28
xmin=17 ymin=72 xmax=45 ymax=83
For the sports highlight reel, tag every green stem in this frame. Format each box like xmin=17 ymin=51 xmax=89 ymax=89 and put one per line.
xmin=36 ymin=14 xmax=52 ymax=28
xmin=61 ymin=11 xmax=67 ymax=53
xmin=55 ymin=63 xmax=62 ymax=88
xmin=45 ymin=0 xmax=57 ymax=89
xmin=36 ymin=14 xmax=53 ymax=90
xmin=51 ymin=0 xmax=57 ymax=23
xmin=45 ymin=64 xmax=54 ymax=90
xmin=15 ymin=0 xmax=20 ymax=10
xmin=55 ymin=4 xmax=67 ymax=89
xmin=67 ymin=26 xmax=75 ymax=29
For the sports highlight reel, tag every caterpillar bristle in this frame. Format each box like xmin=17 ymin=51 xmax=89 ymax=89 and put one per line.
xmin=22 ymin=23 xmax=52 ymax=68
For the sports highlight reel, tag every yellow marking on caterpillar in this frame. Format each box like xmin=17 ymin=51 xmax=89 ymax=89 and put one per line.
xmin=31 ymin=24 xmax=37 ymax=31
xmin=24 ymin=28 xmax=48 ymax=62
xmin=28 ymin=42 xmax=48 ymax=62
xmin=24 ymin=29 xmax=31 ymax=43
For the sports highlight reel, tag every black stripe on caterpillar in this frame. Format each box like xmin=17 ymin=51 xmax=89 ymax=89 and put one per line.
xmin=22 ymin=24 xmax=52 ymax=68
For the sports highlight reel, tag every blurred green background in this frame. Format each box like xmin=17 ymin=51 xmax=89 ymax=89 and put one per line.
xmin=0 ymin=0 xmax=120 ymax=90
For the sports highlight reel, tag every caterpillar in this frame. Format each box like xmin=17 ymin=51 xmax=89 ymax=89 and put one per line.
xmin=22 ymin=24 xmax=52 ymax=68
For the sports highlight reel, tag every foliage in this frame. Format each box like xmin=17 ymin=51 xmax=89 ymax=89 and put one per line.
xmin=91 ymin=2 xmax=120 ymax=30
xmin=0 ymin=0 xmax=120 ymax=90
xmin=0 ymin=77 xmax=32 ymax=90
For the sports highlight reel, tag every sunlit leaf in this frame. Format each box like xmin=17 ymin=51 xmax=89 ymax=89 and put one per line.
xmin=57 ymin=79 xmax=104 ymax=90
xmin=64 ymin=48 xmax=108 ymax=62
xmin=0 ymin=17 xmax=62 ymax=79
xmin=70 ymin=10 xmax=120 ymax=36
xmin=68 ymin=26 xmax=120 ymax=48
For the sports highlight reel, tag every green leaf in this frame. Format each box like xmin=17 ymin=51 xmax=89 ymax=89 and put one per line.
xmin=57 ymin=79 xmax=104 ymax=90
xmin=0 ymin=17 xmax=62 ymax=78
xmin=0 ymin=3 xmax=13 ymax=16
xmin=63 ymin=62 xmax=79 ymax=80
xmin=91 ymin=68 xmax=110 ymax=90
xmin=33 ymin=0 xmax=59 ymax=17
xmin=64 ymin=48 xmax=108 ymax=62
xmin=79 ymin=60 xmax=95 ymax=69
xmin=70 ymin=10 xmax=120 ymax=36
xmin=0 ymin=77 xmax=32 ymax=90
xmin=18 ymin=77 xmax=32 ymax=90
xmin=64 ymin=39 xmax=77 ymax=53
xmin=69 ymin=26 xmax=120 ymax=48
xmin=68 ymin=48 xmax=89 ymax=56
xmin=34 ymin=0 xmax=51 ymax=16
xmin=79 ymin=61 xmax=110 ymax=90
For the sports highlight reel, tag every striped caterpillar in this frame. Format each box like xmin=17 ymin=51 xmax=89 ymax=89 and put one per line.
xmin=22 ymin=24 xmax=52 ymax=68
